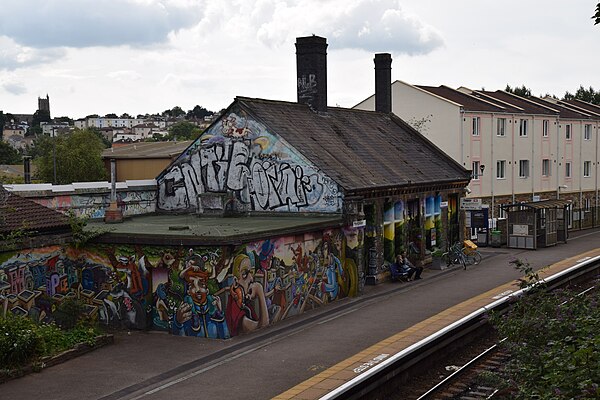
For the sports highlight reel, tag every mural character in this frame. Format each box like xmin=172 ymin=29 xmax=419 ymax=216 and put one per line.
xmin=172 ymin=258 xmax=228 ymax=339
xmin=225 ymin=254 xmax=269 ymax=336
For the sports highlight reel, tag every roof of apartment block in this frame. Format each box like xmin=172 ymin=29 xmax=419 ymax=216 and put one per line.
xmin=236 ymin=97 xmax=470 ymax=193
xmin=525 ymin=97 xmax=594 ymax=120
xmin=416 ymin=85 xmax=516 ymax=113
xmin=561 ymin=99 xmax=600 ymax=117
xmin=102 ymin=140 xmax=193 ymax=160
xmin=476 ymin=90 xmax=558 ymax=116
xmin=0 ymin=185 xmax=70 ymax=235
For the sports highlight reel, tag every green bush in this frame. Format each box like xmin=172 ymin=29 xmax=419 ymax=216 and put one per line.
xmin=490 ymin=286 xmax=600 ymax=399
xmin=0 ymin=313 xmax=102 ymax=370
xmin=0 ymin=315 xmax=43 ymax=368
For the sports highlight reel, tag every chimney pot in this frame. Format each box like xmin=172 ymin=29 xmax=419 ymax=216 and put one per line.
xmin=374 ymin=53 xmax=392 ymax=114
xmin=296 ymin=36 xmax=328 ymax=113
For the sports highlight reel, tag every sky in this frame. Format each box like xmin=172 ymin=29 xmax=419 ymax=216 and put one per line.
xmin=1 ymin=0 xmax=599 ymax=119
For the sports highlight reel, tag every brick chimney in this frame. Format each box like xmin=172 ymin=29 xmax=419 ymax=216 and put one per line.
xmin=295 ymin=35 xmax=328 ymax=113
xmin=374 ymin=53 xmax=392 ymax=113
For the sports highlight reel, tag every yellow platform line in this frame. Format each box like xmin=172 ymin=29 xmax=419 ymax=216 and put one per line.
xmin=275 ymin=248 xmax=600 ymax=400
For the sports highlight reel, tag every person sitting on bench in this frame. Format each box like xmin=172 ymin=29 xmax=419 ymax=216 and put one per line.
xmin=390 ymin=254 xmax=412 ymax=281
xmin=400 ymin=251 xmax=423 ymax=280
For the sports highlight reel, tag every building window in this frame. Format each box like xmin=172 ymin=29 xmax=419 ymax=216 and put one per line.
xmin=584 ymin=124 xmax=592 ymax=140
xmin=472 ymin=161 xmax=481 ymax=180
xmin=497 ymin=205 xmax=507 ymax=219
xmin=584 ymin=161 xmax=591 ymax=177
xmin=472 ymin=117 xmax=480 ymax=136
xmin=565 ymin=124 xmax=572 ymax=140
xmin=565 ymin=162 xmax=572 ymax=178
xmin=542 ymin=159 xmax=551 ymax=177
xmin=584 ymin=198 xmax=591 ymax=210
xmin=497 ymin=118 xmax=506 ymax=137
xmin=519 ymin=159 xmax=529 ymax=178
xmin=519 ymin=119 xmax=528 ymax=137
xmin=496 ymin=160 xmax=506 ymax=179
xmin=542 ymin=120 xmax=549 ymax=137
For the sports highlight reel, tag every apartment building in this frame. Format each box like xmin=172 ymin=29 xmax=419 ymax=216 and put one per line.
xmin=355 ymin=81 xmax=600 ymax=219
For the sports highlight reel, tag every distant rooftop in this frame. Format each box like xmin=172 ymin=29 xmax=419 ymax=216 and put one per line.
xmin=101 ymin=141 xmax=193 ymax=160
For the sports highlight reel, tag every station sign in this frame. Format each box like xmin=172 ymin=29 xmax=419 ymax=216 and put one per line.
xmin=460 ymin=198 xmax=482 ymax=210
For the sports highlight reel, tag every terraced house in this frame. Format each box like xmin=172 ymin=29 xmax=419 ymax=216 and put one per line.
xmin=355 ymin=82 xmax=600 ymax=230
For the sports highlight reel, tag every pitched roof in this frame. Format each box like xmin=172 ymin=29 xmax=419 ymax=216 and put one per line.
xmin=477 ymin=91 xmax=557 ymax=115
xmin=417 ymin=85 xmax=513 ymax=113
xmin=0 ymin=185 xmax=70 ymax=235
xmin=236 ymin=97 xmax=470 ymax=193
xmin=526 ymin=97 xmax=593 ymax=119
xmin=561 ymin=99 xmax=600 ymax=116
xmin=102 ymin=141 xmax=193 ymax=160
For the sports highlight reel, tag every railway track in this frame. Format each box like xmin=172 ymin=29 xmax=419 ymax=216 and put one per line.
xmin=319 ymin=254 xmax=600 ymax=400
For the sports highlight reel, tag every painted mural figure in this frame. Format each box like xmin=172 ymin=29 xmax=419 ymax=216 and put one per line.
xmin=172 ymin=257 xmax=228 ymax=339
xmin=317 ymin=237 xmax=344 ymax=302
xmin=225 ymin=254 xmax=269 ymax=336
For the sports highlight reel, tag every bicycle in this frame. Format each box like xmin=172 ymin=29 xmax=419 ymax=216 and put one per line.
xmin=442 ymin=242 xmax=467 ymax=269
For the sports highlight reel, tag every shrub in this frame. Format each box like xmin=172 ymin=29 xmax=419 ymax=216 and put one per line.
xmin=0 ymin=315 xmax=43 ymax=368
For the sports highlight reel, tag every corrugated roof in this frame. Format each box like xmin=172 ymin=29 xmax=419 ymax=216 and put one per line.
xmin=237 ymin=97 xmax=470 ymax=193
xmin=101 ymin=141 xmax=193 ymax=159
xmin=501 ymin=199 xmax=570 ymax=210
xmin=0 ymin=186 xmax=71 ymax=234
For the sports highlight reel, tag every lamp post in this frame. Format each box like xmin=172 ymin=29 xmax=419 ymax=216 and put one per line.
xmin=557 ymin=185 xmax=568 ymax=199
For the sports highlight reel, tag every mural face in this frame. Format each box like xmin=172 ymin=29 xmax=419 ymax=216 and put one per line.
xmin=157 ymin=107 xmax=342 ymax=213
xmin=0 ymin=227 xmax=363 ymax=339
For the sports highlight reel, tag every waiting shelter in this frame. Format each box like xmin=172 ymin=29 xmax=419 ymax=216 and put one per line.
xmin=500 ymin=199 xmax=570 ymax=249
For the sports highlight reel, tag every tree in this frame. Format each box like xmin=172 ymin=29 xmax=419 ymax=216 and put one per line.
xmin=563 ymin=85 xmax=600 ymax=105
xmin=31 ymin=109 xmax=51 ymax=128
xmin=33 ymin=129 xmax=108 ymax=184
xmin=186 ymin=105 xmax=214 ymax=119
xmin=120 ymin=113 xmax=132 ymax=119
xmin=505 ymin=84 xmax=532 ymax=97
xmin=104 ymin=113 xmax=118 ymax=118
xmin=594 ymin=3 xmax=600 ymax=24
xmin=167 ymin=121 xmax=202 ymax=141
xmin=0 ymin=141 xmax=21 ymax=164
xmin=54 ymin=116 xmax=73 ymax=124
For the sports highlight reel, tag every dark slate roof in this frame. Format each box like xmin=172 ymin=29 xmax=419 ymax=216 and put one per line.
xmin=0 ymin=186 xmax=70 ymax=235
xmin=526 ymin=97 xmax=593 ymax=119
xmin=417 ymin=85 xmax=512 ymax=113
xmin=236 ymin=97 xmax=470 ymax=193
xmin=477 ymin=91 xmax=557 ymax=115
xmin=562 ymin=99 xmax=600 ymax=116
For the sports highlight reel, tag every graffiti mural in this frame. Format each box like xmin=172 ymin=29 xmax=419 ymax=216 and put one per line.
xmin=33 ymin=190 xmax=156 ymax=219
xmin=157 ymin=106 xmax=342 ymax=213
xmin=0 ymin=226 xmax=363 ymax=339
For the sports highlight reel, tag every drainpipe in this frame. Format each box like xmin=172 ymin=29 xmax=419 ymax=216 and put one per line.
xmin=490 ymin=114 xmax=495 ymax=219
xmin=580 ymin=120 xmax=583 ymax=208
xmin=511 ymin=114 xmax=515 ymax=203
xmin=556 ymin=119 xmax=560 ymax=199
xmin=531 ymin=117 xmax=535 ymax=200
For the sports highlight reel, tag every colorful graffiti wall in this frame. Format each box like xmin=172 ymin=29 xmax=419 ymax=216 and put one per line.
xmin=0 ymin=226 xmax=363 ymax=339
xmin=157 ymin=106 xmax=343 ymax=213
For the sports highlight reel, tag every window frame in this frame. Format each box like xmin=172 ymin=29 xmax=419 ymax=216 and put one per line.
xmin=542 ymin=119 xmax=549 ymax=137
xmin=584 ymin=124 xmax=592 ymax=141
xmin=472 ymin=160 xmax=481 ymax=180
xmin=496 ymin=160 xmax=506 ymax=179
xmin=542 ymin=159 xmax=551 ymax=177
xmin=583 ymin=161 xmax=591 ymax=177
xmin=565 ymin=124 xmax=572 ymax=140
xmin=519 ymin=159 xmax=529 ymax=178
xmin=497 ymin=118 xmax=506 ymax=137
xmin=472 ymin=117 xmax=480 ymax=136
xmin=519 ymin=119 xmax=528 ymax=137
xmin=565 ymin=162 xmax=572 ymax=178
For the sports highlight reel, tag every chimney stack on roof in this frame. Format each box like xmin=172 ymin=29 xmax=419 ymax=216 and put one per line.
xmin=374 ymin=53 xmax=392 ymax=114
xmin=295 ymin=35 xmax=328 ymax=113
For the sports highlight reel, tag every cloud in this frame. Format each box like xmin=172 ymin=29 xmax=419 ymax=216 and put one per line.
xmin=2 ymin=82 xmax=27 ymax=95
xmin=0 ymin=36 xmax=66 ymax=70
xmin=0 ymin=0 xmax=204 ymax=49
xmin=253 ymin=0 xmax=444 ymax=55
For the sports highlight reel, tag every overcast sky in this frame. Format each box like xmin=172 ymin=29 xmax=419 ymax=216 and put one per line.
xmin=1 ymin=0 xmax=598 ymax=119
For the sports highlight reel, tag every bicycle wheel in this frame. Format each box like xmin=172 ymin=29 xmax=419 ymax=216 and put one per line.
xmin=470 ymin=251 xmax=482 ymax=265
